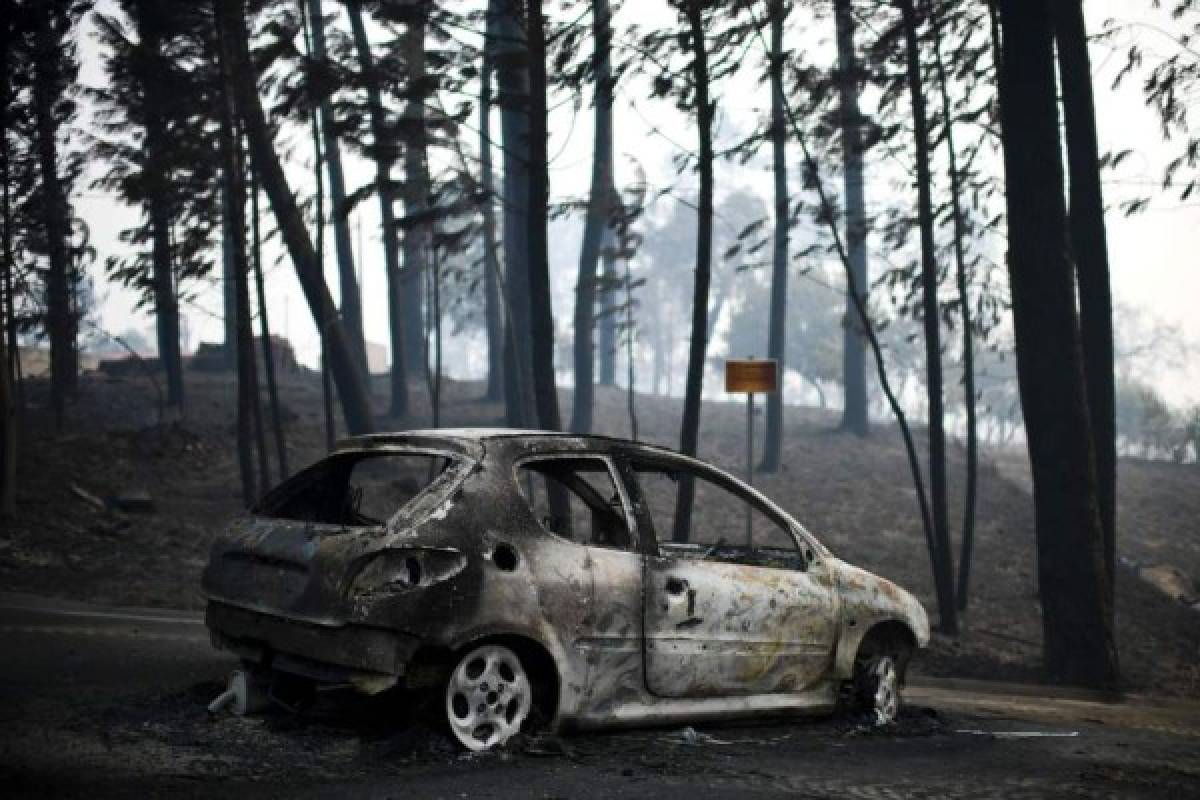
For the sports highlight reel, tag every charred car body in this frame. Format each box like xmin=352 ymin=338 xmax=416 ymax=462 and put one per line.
xmin=202 ymin=429 xmax=929 ymax=750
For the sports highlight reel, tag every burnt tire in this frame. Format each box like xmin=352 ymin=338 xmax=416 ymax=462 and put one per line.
xmin=852 ymin=650 xmax=906 ymax=724
xmin=443 ymin=643 xmax=535 ymax=751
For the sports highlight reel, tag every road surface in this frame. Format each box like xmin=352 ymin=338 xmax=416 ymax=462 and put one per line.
xmin=1 ymin=592 xmax=1197 ymax=798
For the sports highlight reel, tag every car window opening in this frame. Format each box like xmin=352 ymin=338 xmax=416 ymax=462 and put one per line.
xmin=257 ymin=452 xmax=456 ymax=526
xmin=516 ymin=458 xmax=635 ymax=552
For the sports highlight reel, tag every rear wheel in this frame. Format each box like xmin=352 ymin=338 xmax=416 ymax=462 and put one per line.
xmin=443 ymin=644 xmax=533 ymax=751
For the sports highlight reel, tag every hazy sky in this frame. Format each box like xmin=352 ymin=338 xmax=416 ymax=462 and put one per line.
xmin=70 ymin=0 xmax=1199 ymax=407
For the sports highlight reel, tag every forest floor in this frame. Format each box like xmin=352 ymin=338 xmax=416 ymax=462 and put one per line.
xmin=1 ymin=367 xmax=1198 ymax=697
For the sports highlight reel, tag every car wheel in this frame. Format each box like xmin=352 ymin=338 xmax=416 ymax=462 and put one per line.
xmin=854 ymin=652 xmax=903 ymax=724
xmin=444 ymin=643 xmax=534 ymax=751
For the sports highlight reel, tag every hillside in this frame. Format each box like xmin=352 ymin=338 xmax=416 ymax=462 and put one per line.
xmin=2 ymin=367 xmax=1197 ymax=696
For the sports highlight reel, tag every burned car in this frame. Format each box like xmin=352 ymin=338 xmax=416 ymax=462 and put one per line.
xmin=202 ymin=429 xmax=929 ymax=750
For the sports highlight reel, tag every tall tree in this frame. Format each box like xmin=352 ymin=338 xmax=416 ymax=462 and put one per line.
xmin=899 ymin=0 xmax=956 ymax=633
xmin=526 ymin=0 xmax=561 ymax=432
xmin=250 ymin=163 xmax=288 ymax=479
xmin=929 ymin=1 xmax=979 ymax=613
xmin=345 ymin=0 xmax=408 ymax=417
xmin=569 ymin=0 xmax=615 ymax=434
xmin=479 ymin=36 xmax=504 ymax=403
xmin=996 ymin=0 xmax=1118 ymax=687
xmin=834 ymin=0 xmax=870 ymax=436
xmin=216 ymin=24 xmax=257 ymax=505
xmin=305 ymin=0 xmax=367 ymax=376
xmin=1 ymin=0 xmax=20 ymax=516
xmin=759 ymin=0 xmax=789 ymax=472
xmin=30 ymin=2 xmax=80 ymax=429
xmin=672 ymin=0 xmax=717 ymax=540
xmin=133 ymin=1 xmax=185 ymax=407
xmin=400 ymin=0 xmax=431 ymax=379
xmin=214 ymin=0 xmax=374 ymax=435
xmin=1051 ymin=0 xmax=1117 ymax=609
xmin=90 ymin=0 xmax=216 ymax=409
xmin=491 ymin=0 xmax=534 ymax=427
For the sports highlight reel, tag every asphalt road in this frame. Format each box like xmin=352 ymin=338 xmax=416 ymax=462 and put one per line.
xmin=1 ymin=592 xmax=1198 ymax=799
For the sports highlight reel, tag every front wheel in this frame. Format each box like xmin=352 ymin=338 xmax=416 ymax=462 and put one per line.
xmin=854 ymin=652 xmax=904 ymax=724
xmin=444 ymin=643 xmax=534 ymax=751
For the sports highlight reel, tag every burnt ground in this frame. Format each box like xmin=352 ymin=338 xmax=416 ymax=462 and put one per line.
xmin=1 ymin=367 xmax=1199 ymax=697
xmin=1 ymin=594 xmax=1197 ymax=799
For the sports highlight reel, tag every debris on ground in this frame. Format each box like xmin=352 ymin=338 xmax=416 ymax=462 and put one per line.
xmin=667 ymin=726 xmax=730 ymax=746
xmin=955 ymin=729 xmax=1080 ymax=739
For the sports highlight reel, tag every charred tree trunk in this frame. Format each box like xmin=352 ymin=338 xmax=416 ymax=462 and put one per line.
xmin=672 ymin=1 xmax=715 ymax=542
xmin=569 ymin=0 xmax=614 ymax=434
xmin=215 ymin=0 xmax=374 ymax=435
xmin=31 ymin=9 xmax=74 ymax=429
xmin=929 ymin=5 xmax=979 ymax=613
xmin=250 ymin=162 xmax=288 ymax=479
xmin=526 ymin=0 xmax=561 ymax=432
xmin=401 ymin=3 xmax=430 ymax=378
xmin=900 ymin=0 xmax=956 ymax=635
xmin=0 ymin=56 xmax=16 ymax=516
xmin=834 ymin=0 xmax=869 ymax=436
xmin=346 ymin=0 xmax=407 ymax=417
xmin=996 ymin=0 xmax=1118 ymax=687
xmin=492 ymin=0 xmax=534 ymax=427
xmin=134 ymin=2 xmax=185 ymax=408
xmin=301 ymin=2 xmax=336 ymax=452
xmin=306 ymin=0 xmax=367 ymax=377
xmin=480 ymin=44 xmax=504 ymax=403
xmin=218 ymin=73 xmax=258 ymax=505
xmin=1051 ymin=0 xmax=1117 ymax=612
xmin=597 ymin=237 xmax=617 ymax=387
xmin=760 ymin=0 xmax=789 ymax=473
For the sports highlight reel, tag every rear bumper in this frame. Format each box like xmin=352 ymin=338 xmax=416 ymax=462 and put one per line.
xmin=205 ymin=600 xmax=420 ymax=693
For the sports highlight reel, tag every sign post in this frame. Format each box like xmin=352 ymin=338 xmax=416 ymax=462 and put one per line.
xmin=724 ymin=358 xmax=779 ymax=547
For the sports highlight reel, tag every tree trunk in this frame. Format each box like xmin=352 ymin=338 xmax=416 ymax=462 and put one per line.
xmin=1 ymin=75 xmax=17 ymax=516
xmin=346 ymin=0 xmax=407 ymax=417
xmin=135 ymin=1 xmax=185 ymax=408
xmin=218 ymin=68 xmax=258 ymax=506
xmin=900 ymin=0 xmax=957 ymax=635
xmin=834 ymin=0 xmax=869 ymax=436
xmin=929 ymin=4 xmax=979 ymax=614
xmin=526 ymin=0 xmax=561 ymax=432
xmin=569 ymin=0 xmax=614 ymax=434
xmin=492 ymin=0 xmax=534 ymax=427
xmin=31 ymin=9 xmax=74 ymax=430
xmin=996 ymin=0 xmax=1118 ymax=687
xmin=221 ymin=177 xmax=237 ymax=369
xmin=301 ymin=3 xmax=336 ymax=452
xmin=1051 ymin=0 xmax=1117 ymax=613
xmin=760 ymin=0 xmax=789 ymax=473
xmin=480 ymin=45 xmax=504 ymax=403
xmin=597 ymin=235 xmax=617 ymax=387
xmin=400 ymin=5 xmax=430 ymax=378
xmin=215 ymin=0 xmax=374 ymax=435
xmin=306 ymin=0 xmax=367 ymax=377
xmin=672 ymin=1 xmax=715 ymax=542
xmin=250 ymin=161 xmax=288 ymax=479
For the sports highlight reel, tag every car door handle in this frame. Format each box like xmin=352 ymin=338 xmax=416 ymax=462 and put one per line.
xmin=665 ymin=577 xmax=688 ymax=595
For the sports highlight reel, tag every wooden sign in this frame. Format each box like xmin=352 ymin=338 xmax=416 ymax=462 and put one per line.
xmin=725 ymin=359 xmax=778 ymax=394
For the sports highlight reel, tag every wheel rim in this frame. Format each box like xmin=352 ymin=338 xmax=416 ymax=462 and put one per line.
xmin=444 ymin=644 xmax=532 ymax=751
xmin=872 ymin=656 xmax=900 ymax=724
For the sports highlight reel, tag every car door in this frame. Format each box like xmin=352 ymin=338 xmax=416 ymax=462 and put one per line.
xmin=628 ymin=457 xmax=838 ymax=698
xmin=514 ymin=454 xmax=646 ymax=706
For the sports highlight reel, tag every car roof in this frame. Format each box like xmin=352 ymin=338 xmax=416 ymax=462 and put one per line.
xmin=337 ymin=428 xmax=682 ymax=457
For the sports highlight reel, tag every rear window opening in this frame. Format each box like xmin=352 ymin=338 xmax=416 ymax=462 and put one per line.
xmin=256 ymin=451 xmax=456 ymax=526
